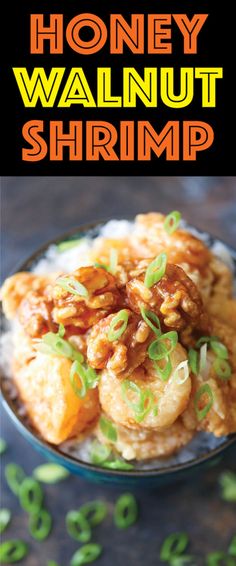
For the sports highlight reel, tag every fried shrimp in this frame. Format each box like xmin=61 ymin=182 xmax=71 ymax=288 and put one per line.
xmin=87 ymin=309 xmax=150 ymax=377
xmin=99 ymin=344 xmax=191 ymax=431
xmin=1 ymin=272 xmax=58 ymax=320
xmin=12 ymin=353 xmax=99 ymax=445
xmin=95 ymin=418 xmax=194 ymax=460
xmin=52 ymin=266 xmax=121 ymax=329
xmin=127 ymin=263 xmax=209 ymax=346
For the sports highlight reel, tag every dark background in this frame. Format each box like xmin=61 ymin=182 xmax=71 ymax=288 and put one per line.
xmin=1 ymin=177 xmax=236 ymax=565
xmin=2 ymin=0 xmax=235 ymax=174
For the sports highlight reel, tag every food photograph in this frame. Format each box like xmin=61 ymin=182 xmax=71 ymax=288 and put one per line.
xmin=0 ymin=177 xmax=236 ymax=566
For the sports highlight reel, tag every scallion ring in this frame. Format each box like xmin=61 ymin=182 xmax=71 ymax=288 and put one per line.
xmin=0 ymin=540 xmax=28 ymax=563
xmin=66 ymin=510 xmax=91 ymax=543
xmin=79 ymin=501 xmax=107 ymax=527
xmin=160 ymin=532 xmax=189 ymax=561
xmin=57 ymin=238 xmax=82 ymax=252
xmin=173 ymin=360 xmax=189 ymax=384
xmin=39 ymin=331 xmax=84 ymax=364
xmin=228 ymin=535 xmax=236 ymax=556
xmin=144 ymin=252 xmax=167 ymax=288
xmin=19 ymin=477 xmax=44 ymax=513
xmin=90 ymin=440 xmax=111 ymax=465
xmin=188 ymin=349 xmax=199 ymax=375
xmin=0 ymin=509 xmax=11 ymax=534
xmin=99 ymin=416 xmax=117 ymax=442
xmin=210 ymin=340 xmax=228 ymax=360
xmin=101 ymin=459 xmax=134 ymax=471
xmin=70 ymin=361 xmax=88 ymax=398
xmin=109 ymin=248 xmax=118 ymax=275
xmin=199 ymin=343 xmax=207 ymax=373
xmin=213 ymin=358 xmax=232 ymax=381
xmin=5 ymin=463 xmax=26 ymax=496
xmin=164 ymin=211 xmax=181 ymax=235
xmin=218 ymin=471 xmax=236 ymax=503
xmin=206 ymin=552 xmax=235 ymax=566
xmin=114 ymin=493 xmax=138 ymax=529
xmin=57 ymin=277 xmax=88 ymax=298
xmin=47 ymin=562 xmax=59 ymax=566
xmin=153 ymin=356 xmax=172 ymax=382
xmin=29 ymin=509 xmax=52 ymax=541
xmin=194 ymin=384 xmax=214 ymax=421
xmin=33 ymin=463 xmax=70 ymax=484
xmin=0 ymin=438 xmax=7 ymax=455
xmin=148 ymin=331 xmax=178 ymax=361
xmin=195 ymin=336 xmax=218 ymax=348
xmin=121 ymin=380 xmax=154 ymax=422
xmin=70 ymin=543 xmax=102 ymax=566
xmin=140 ymin=307 xmax=161 ymax=336
xmin=108 ymin=310 xmax=129 ymax=342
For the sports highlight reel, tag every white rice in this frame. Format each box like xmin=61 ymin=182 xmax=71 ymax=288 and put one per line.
xmin=1 ymin=219 xmax=234 ymax=470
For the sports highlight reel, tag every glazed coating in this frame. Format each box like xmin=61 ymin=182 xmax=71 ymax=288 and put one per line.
xmin=1 ymin=273 xmax=58 ymax=320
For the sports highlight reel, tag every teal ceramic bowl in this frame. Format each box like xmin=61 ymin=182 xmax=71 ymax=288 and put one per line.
xmin=1 ymin=220 xmax=236 ymax=487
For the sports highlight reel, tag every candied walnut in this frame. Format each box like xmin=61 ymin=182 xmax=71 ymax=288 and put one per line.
xmin=87 ymin=309 xmax=150 ymax=377
xmin=126 ymin=263 xmax=209 ymax=346
xmin=1 ymin=272 xmax=58 ymax=320
xmin=131 ymin=213 xmax=211 ymax=272
xmin=52 ymin=266 xmax=122 ymax=329
xmin=19 ymin=290 xmax=56 ymax=338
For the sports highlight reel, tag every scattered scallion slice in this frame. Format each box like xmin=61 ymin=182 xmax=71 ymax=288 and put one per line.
xmin=0 ymin=438 xmax=7 ymax=455
xmin=114 ymin=493 xmax=138 ymax=529
xmin=153 ymin=356 xmax=172 ymax=382
xmin=228 ymin=535 xmax=236 ymax=556
xmin=173 ymin=360 xmax=189 ymax=384
xmin=164 ymin=211 xmax=181 ymax=235
xmin=57 ymin=277 xmax=88 ymax=298
xmin=108 ymin=310 xmax=129 ymax=342
xmin=99 ymin=416 xmax=117 ymax=442
xmin=210 ymin=341 xmax=228 ymax=360
xmin=66 ymin=510 xmax=91 ymax=543
xmin=109 ymin=249 xmax=118 ymax=275
xmin=0 ymin=540 xmax=28 ymax=563
xmin=33 ymin=463 xmax=70 ymax=484
xmin=79 ymin=501 xmax=107 ymax=527
xmin=144 ymin=252 xmax=167 ymax=288
xmin=148 ymin=331 xmax=178 ymax=361
xmin=195 ymin=336 xmax=218 ymax=348
xmin=188 ymin=349 xmax=199 ymax=375
xmin=29 ymin=508 xmax=52 ymax=541
xmin=194 ymin=384 xmax=214 ymax=421
xmin=0 ymin=509 xmax=11 ymax=534
xmin=101 ymin=459 xmax=134 ymax=471
xmin=5 ymin=464 xmax=26 ymax=496
xmin=47 ymin=562 xmax=59 ymax=566
xmin=39 ymin=329 xmax=84 ymax=363
xmin=140 ymin=307 xmax=161 ymax=336
xmin=90 ymin=441 xmax=111 ymax=465
xmin=94 ymin=262 xmax=109 ymax=271
xmin=213 ymin=359 xmax=232 ymax=381
xmin=70 ymin=361 xmax=99 ymax=399
xmin=199 ymin=343 xmax=207 ymax=373
xmin=160 ymin=532 xmax=189 ymax=561
xmin=57 ymin=238 xmax=82 ymax=252
xmin=169 ymin=556 xmax=195 ymax=566
xmin=206 ymin=551 xmax=235 ymax=566
xmin=70 ymin=543 xmax=102 ymax=566
xmin=121 ymin=380 xmax=154 ymax=422
xmin=219 ymin=471 xmax=236 ymax=502
xmin=19 ymin=477 xmax=44 ymax=513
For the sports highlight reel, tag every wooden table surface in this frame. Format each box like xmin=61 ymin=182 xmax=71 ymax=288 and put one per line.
xmin=1 ymin=177 xmax=236 ymax=566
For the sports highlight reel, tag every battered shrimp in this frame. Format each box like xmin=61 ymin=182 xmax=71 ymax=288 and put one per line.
xmin=87 ymin=310 xmax=151 ymax=377
xmin=99 ymin=344 xmax=191 ymax=431
xmin=207 ymin=299 xmax=236 ymax=331
xmin=1 ymin=272 xmax=58 ymax=320
xmin=126 ymin=263 xmax=209 ymax=346
xmin=52 ymin=266 xmax=122 ymax=329
xmin=95 ymin=418 xmax=194 ymax=461
xmin=12 ymin=353 xmax=99 ymax=445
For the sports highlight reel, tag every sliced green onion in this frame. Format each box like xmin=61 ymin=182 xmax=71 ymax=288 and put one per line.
xmin=29 ymin=508 xmax=52 ymax=541
xmin=0 ymin=438 xmax=7 ymax=455
xmin=144 ymin=252 xmax=167 ymax=288
xmin=109 ymin=248 xmax=118 ymax=275
xmin=101 ymin=459 xmax=134 ymax=471
xmin=47 ymin=562 xmax=59 ymax=566
xmin=211 ymin=341 xmax=228 ymax=360
xmin=58 ymin=323 xmax=65 ymax=338
xmin=164 ymin=211 xmax=181 ymax=235
xmin=79 ymin=501 xmax=107 ymax=527
xmin=114 ymin=493 xmax=138 ymax=529
xmin=195 ymin=336 xmax=218 ymax=348
xmin=160 ymin=532 xmax=189 ymax=561
xmin=19 ymin=477 xmax=44 ymax=513
xmin=57 ymin=238 xmax=82 ymax=252
xmin=70 ymin=361 xmax=99 ymax=399
xmin=0 ymin=509 xmax=11 ymax=534
xmin=90 ymin=440 xmax=111 ymax=465
xmin=148 ymin=331 xmax=178 ymax=361
xmin=140 ymin=307 xmax=161 ymax=336
xmin=199 ymin=343 xmax=207 ymax=373
xmin=0 ymin=540 xmax=28 ymax=563
xmin=66 ymin=510 xmax=91 ymax=543
xmin=206 ymin=552 xmax=235 ymax=566
xmin=108 ymin=310 xmax=129 ymax=342
xmin=121 ymin=380 xmax=154 ymax=422
xmin=153 ymin=356 xmax=172 ymax=382
xmin=219 ymin=471 xmax=236 ymax=502
xmin=39 ymin=330 xmax=84 ymax=363
xmin=169 ymin=557 xmax=195 ymax=566
xmin=70 ymin=543 xmax=102 ymax=566
xmin=5 ymin=464 xmax=26 ymax=496
xmin=99 ymin=416 xmax=117 ymax=442
xmin=188 ymin=349 xmax=199 ymax=375
xmin=57 ymin=277 xmax=88 ymax=298
xmin=173 ymin=360 xmax=189 ymax=384
xmin=213 ymin=358 xmax=232 ymax=381
xmin=194 ymin=384 xmax=214 ymax=421
xmin=94 ymin=262 xmax=109 ymax=271
xmin=228 ymin=535 xmax=236 ymax=556
xmin=33 ymin=463 xmax=70 ymax=484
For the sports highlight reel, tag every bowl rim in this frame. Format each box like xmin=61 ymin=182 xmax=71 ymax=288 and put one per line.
xmin=1 ymin=217 xmax=236 ymax=478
